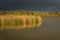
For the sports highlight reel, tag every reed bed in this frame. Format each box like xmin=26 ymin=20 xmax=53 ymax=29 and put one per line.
xmin=0 ymin=15 xmax=42 ymax=30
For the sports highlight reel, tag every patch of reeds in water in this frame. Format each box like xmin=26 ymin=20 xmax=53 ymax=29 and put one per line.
xmin=0 ymin=15 xmax=42 ymax=30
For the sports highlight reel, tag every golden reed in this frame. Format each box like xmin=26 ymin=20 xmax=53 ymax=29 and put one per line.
xmin=0 ymin=15 xmax=42 ymax=30
xmin=1 ymin=10 xmax=60 ymax=30
xmin=0 ymin=10 xmax=60 ymax=16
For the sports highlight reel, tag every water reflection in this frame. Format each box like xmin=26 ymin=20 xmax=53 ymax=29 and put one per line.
xmin=0 ymin=17 xmax=60 ymax=40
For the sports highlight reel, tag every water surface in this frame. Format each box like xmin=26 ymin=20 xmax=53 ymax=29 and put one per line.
xmin=0 ymin=17 xmax=60 ymax=40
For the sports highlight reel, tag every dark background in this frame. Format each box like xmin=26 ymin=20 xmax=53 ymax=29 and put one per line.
xmin=0 ymin=0 xmax=60 ymax=11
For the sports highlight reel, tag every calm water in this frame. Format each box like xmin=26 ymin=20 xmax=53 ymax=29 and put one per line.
xmin=0 ymin=17 xmax=60 ymax=40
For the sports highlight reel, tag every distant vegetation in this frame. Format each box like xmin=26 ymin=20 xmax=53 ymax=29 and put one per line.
xmin=0 ymin=10 xmax=60 ymax=16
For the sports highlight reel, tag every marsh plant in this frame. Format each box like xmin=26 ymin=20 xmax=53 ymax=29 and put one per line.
xmin=31 ymin=18 xmax=34 ymax=25
xmin=25 ymin=19 xmax=30 ymax=25
xmin=0 ymin=19 xmax=2 ymax=28
xmin=14 ymin=19 xmax=24 ymax=27
xmin=4 ymin=19 xmax=13 ymax=27
xmin=35 ymin=18 xmax=39 ymax=25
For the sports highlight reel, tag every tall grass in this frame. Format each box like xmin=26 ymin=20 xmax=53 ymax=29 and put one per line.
xmin=14 ymin=19 xmax=23 ymax=26
xmin=0 ymin=19 xmax=2 ymax=28
xmin=35 ymin=18 xmax=39 ymax=25
xmin=4 ymin=19 xmax=12 ymax=27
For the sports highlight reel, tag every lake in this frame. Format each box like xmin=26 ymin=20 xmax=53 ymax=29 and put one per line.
xmin=0 ymin=16 xmax=60 ymax=40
